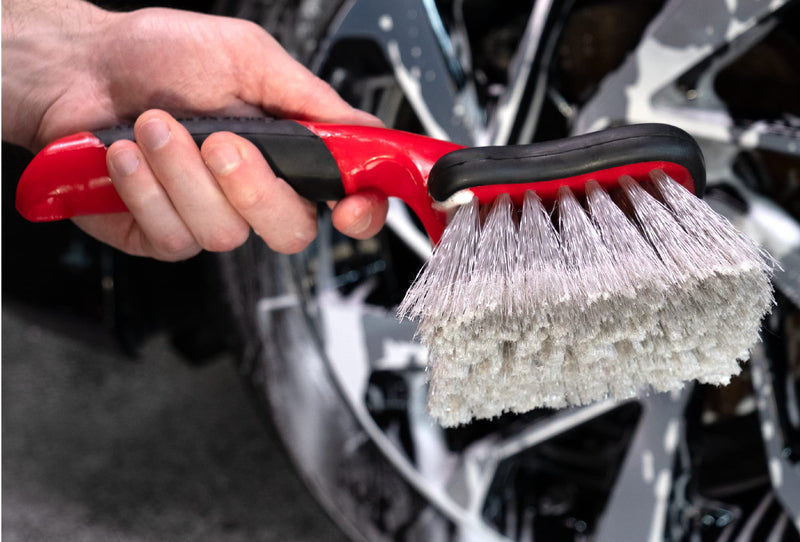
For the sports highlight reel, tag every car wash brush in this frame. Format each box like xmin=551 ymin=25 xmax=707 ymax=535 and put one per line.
xmin=398 ymin=128 xmax=774 ymax=426
xmin=16 ymin=120 xmax=774 ymax=427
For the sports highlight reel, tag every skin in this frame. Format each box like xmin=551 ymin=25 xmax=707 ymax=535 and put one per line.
xmin=2 ymin=1 xmax=389 ymax=261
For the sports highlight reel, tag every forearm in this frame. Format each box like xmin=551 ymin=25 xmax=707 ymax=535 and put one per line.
xmin=2 ymin=0 xmax=113 ymax=149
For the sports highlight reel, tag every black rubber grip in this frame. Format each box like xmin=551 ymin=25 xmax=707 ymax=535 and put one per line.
xmin=427 ymin=123 xmax=706 ymax=201
xmin=94 ymin=118 xmax=345 ymax=201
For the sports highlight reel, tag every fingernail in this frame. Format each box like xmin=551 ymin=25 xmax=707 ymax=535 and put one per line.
xmin=110 ymin=148 xmax=139 ymax=176
xmin=139 ymin=118 xmax=170 ymax=150
xmin=205 ymin=144 xmax=241 ymax=176
xmin=349 ymin=207 xmax=372 ymax=235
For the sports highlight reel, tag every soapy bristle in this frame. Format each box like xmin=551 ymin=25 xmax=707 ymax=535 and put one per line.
xmin=400 ymin=171 xmax=774 ymax=427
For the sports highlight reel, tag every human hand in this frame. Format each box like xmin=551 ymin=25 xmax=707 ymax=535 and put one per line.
xmin=3 ymin=2 xmax=388 ymax=260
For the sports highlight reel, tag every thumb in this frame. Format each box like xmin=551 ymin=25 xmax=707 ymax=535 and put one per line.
xmin=250 ymin=31 xmax=383 ymax=127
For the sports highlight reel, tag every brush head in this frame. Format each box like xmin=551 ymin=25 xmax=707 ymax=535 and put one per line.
xmin=400 ymin=126 xmax=772 ymax=427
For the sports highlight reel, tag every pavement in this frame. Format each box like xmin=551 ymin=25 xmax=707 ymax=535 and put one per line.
xmin=2 ymin=300 xmax=349 ymax=542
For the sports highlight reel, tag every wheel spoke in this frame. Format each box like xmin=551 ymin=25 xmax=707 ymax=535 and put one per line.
xmin=594 ymin=390 xmax=690 ymax=542
xmin=319 ymin=0 xmax=483 ymax=144
xmin=443 ymin=400 xmax=627 ymax=522
xmin=575 ymin=0 xmax=791 ymax=135
xmin=751 ymin=344 xmax=800 ymax=532
xmin=487 ymin=0 xmax=558 ymax=145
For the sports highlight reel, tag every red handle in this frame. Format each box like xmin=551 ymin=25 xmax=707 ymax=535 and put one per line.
xmin=301 ymin=122 xmax=463 ymax=243
xmin=15 ymin=122 xmax=464 ymax=244
xmin=16 ymin=132 xmax=128 ymax=222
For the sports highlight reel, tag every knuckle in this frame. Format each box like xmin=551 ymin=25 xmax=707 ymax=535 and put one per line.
xmin=229 ymin=182 xmax=270 ymax=213
xmin=129 ymin=184 xmax=166 ymax=209
xmin=157 ymin=251 xmax=195 ymax=263
xmin=201 ymin=131 xmax=232 ymax=150
xmin=295 ymin=81 xmax=334 ymax=116
xmin=238 ymin=18 xmax=265 ymax=38
xmin=267 ymin=227 xmax=316 ymax=255
xmin=153 ymin=231 xmax=197 ymax=259
xmin=199 ymin=224 xmax=250 ymax=253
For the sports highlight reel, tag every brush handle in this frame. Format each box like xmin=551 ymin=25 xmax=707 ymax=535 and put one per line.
xmin=94 ymin=118 xmax=346 ymax=200
xmin=16 ymin=118 xmax=462 ymax=243
xmin=16 ymin=118 xmax=347 ymax=222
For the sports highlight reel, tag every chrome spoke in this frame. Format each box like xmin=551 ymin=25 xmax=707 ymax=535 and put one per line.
xmin=751 ymin=344 xmax=800 ymax=532
xmin=575 ymin=0 xmax=791 ymax=135
xmin=488 ymin=0 xmax=557 ymax=146
xmin=318 ymin=0 xmax=483 ymax=144
xmin=594 ymin=390 xmax=690 ymax=542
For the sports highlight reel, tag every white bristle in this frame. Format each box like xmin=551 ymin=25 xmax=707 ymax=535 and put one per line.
xmin=397 ymin=197 xmax=480 ymax=324
xmin=401 ymin=173 xmax=774 ymax=427
xmin=585 ymin=180 xmax=670 ymax=291
xmin=618 ymin=175 xmax=710 ymax=282
xmin=511 ymin=191 xmax=570 ymax=411
xmin=517 ymin=191 xmax=571 ymax=314
xmin=650 ymin=170 xmax=770 ymax=270
xmin=469 ymin=193 xmax=518 ymax=320
xmin=557 ymin=186 xmax=620 ymax=304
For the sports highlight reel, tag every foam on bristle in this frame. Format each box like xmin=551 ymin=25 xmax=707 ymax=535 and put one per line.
xmin=400 ymin=172 xmax=774 ymax=427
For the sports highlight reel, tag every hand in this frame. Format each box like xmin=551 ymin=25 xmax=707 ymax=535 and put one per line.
xmin=3 ymin=2 xmax=388 ymax=260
